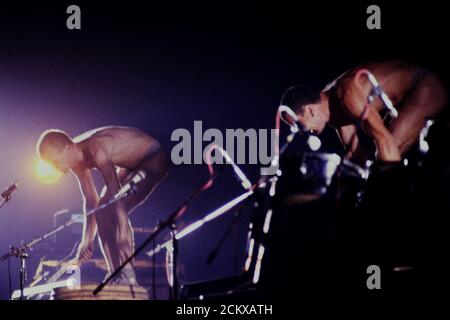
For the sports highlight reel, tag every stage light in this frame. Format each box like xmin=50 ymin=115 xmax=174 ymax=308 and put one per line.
xmin=307 ymin=135 xmax=321 ymax=151
xmin=34 ymin=158 xmax=62 ymax=184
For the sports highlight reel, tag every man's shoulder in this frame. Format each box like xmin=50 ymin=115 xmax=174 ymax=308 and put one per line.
xmin=75 ymin=126 xmax=148 ymax=140
xmin=71 ymin=165 xmax=89 ymax=178
xmin=72 ymin=127 xmax=107 ymax=143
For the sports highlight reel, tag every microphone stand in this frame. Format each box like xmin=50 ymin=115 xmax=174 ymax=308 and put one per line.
xmin=0 ymin=194 xmax=13 ymax=211
xmin=1 ymin=188 xmax=134 ymax=260
xmin=204 ymin=180 xmax=266 ymax=267
xmin=205 ymin=205 xmax=246 ymax=266
xmin=1 ymin=245 xmax=28 ymax=300
xmin=0 ymin=198 xmax=8 ymax=210
xmin=145 ymin=190 xmax=255 ymax=257
xmin=0 ymin=219 xmax=75 ymax=300
xmin=93 ymin=172 xmax=219 ymax=296
xmin=0 ymin=189 xmax=137 ymax=300
xmin=169 ymin=224 xmax=178 ymax=299
xmin=0 ymin=182 xmax=20 ymax=211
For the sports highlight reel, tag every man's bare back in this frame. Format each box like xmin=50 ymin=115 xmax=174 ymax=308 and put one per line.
xmin=73 ymin=126 xmax=162 ymax=171
xmin=327 ymin=60 xmax=448 ymax=160
xmin=332 ymin=61 xmax=442 ymax=113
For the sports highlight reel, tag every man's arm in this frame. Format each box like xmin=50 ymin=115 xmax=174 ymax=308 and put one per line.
xmin=94 ymin=149 xmax=122 ymax=198
xmin=94 ymin=150 xmax=129 ymax=227
xmin=337 ymin=124 xmax=369 ymax=164
xmin=340 ymin=72 xmax=401 ymax=161
xmin=74 ymin=168 xmax=100 ymax=245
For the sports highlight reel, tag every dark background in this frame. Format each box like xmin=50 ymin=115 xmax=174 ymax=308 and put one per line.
xmin=0 ymin=1 xmax=448 ymax=300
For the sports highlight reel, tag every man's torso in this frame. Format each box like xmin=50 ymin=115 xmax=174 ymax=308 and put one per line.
xmin=325 ymin=60 xmax=423 ymax=121
xmin=74 ymin=126 xmax=161 ymax=170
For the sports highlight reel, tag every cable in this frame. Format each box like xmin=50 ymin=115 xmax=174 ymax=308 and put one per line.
xmin=8 ymin=256 xmax=12 ymax=299
xmin=152 ymin=234 xmax=157 ymax=300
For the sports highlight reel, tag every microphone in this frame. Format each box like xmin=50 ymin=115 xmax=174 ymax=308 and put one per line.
xmin=365 ymin=71 xmax=399 ymax=118
xmin=114 ymin=171 xmax=146 ymax=199
xmin=278 ymin=105 xmax=300 ymax=133
xmin=53 ymin=208 xmax=70 ymax=217
xmin=278 ymin=105 xmax=322 ymax=151
xmin=1 ymin=182 xmax=20 ymax=200
xmin=207 ymin=145 xmax=252 ymax=191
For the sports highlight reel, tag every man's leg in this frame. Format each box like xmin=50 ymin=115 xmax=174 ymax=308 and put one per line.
xmin=115 ymin=150 xmax=169 ymax=279
xmin=96 ymin=191 xmax=122 ymax=274
xmin=122 ymin=150 xmax=169 ymax=214
xmin=95 ymin=168 xmax=130 ymax=276
xmin=389 ymin=74 xmax=448 ymax=155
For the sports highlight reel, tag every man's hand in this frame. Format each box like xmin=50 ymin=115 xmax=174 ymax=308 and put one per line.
xmin=76 ymin=240 xmax=95 ymax=261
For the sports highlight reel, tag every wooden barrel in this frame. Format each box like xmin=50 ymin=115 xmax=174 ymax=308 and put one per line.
xmin=54 ymin=284 xmax=149 ymax=300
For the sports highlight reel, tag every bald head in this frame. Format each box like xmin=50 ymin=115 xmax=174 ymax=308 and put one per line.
xmin=36 ymin=129 xmax=73 ymax=159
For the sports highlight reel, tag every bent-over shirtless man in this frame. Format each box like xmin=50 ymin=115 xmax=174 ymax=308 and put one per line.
xmin=37 ymin=126 xmax=169 ymax=284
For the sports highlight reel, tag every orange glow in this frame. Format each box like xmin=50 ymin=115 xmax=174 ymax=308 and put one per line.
xmin=34 ymin=158 xmax=62 ymax=184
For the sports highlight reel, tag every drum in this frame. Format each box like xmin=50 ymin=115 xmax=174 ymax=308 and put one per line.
xmin=278 ymin=152 xmax=369 ymax=206
xmin=53 ymin=284 xmax=149 ymax=300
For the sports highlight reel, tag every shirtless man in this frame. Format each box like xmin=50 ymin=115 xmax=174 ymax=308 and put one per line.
xmin=36 ymin=126 xmax=169 ymax=284
xmin=281 ymin=60 xmax=448 ymax=162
